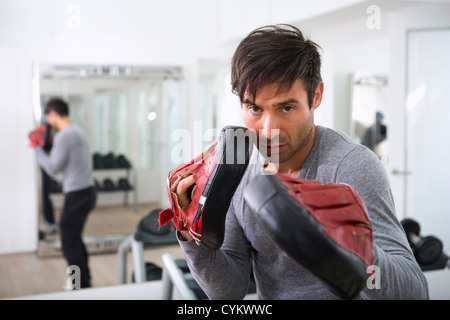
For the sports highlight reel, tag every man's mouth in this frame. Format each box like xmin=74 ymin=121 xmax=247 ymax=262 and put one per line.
xmin=264 ymin=144 xmax=286 ymax=154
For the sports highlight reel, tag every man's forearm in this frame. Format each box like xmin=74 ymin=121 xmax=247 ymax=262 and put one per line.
xmin=35 ymin=147 xmax=57 ymax=177
xmin=178 ymin=234 xmax=252 ymax=300
xmin=360 ymin=245 xmax=429 ymax=299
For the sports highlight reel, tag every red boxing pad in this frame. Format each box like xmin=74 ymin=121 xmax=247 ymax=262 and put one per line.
xmin=244 ymin=172 xmax=374 ymax=299
xmin=159 ymin=126 xmax=254 ymax=250
xmin=29 ymin=124 xmax=46 ymax=148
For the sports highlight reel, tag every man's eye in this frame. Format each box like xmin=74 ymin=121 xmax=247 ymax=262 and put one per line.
xmin=282 ymin=106 xmax=294 ymax=113
xmin=248 ymin=106 xmax=262 ymax=113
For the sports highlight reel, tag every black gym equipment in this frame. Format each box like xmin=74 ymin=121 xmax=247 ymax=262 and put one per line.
xmin=93 ymin=152 xmax=132 ymax=169
xmin=117 ymin=209 xmax=178 ymax=284
xmin=102 ymin=152 xmax=117 ymax=168
xmin=118 ymin=208 xmax=257 ymax=299
xmin=116 ymin=154 xmax=131 ymax=168
xmin=103 ymin=178 xmax=116 ymax=191
xmin=133 ymin=209 xmax=178 ymax=245
xmin=401 ymin=218 xmax=449 ymax=272
xmin=118 ymin=178 xmax=133 ymax=191
xmin=160 ymin=252 xmax=257 ymax=300
xmin=93 ymin=153 xmax=103 ymax=169
xmin=131 ymin=257 xmax=226 ymax=299
xmin=137 ymin=208 xmax=171 ymax=236
xmin=131 ymin=262 xmax=163 ymax=283
xmin=131 ymin=259 xmax=212 ymax=298
xmin=93 ymin=178 xmax=102 ymax=191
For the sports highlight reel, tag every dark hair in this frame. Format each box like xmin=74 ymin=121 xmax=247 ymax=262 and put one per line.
xmin=231 ymin=24 xmax=322 ymax=108
xmin=44 ymin=98 xmax=69 ymax=116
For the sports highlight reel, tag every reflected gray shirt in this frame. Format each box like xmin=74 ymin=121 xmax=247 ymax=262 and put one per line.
xmin=179 ymin=126 xmax=429 ymax=300
xmin=35 ymin=124 xmax=94 ymax=193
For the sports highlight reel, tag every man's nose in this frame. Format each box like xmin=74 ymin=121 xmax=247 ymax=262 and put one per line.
xmin=261 ymin=114 xmax=279 ymax=141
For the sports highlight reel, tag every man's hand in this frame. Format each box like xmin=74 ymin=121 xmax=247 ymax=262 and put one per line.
xmin=28 ymin=125 xmax=46 ymax=148
xmin=159 ymin=126 xmax=253 ymax=250
xmin=176 ymin=175 xmax=196 ymax=208
xmin=175 ymin=175 xmax=196 ymax=241
xmin=179 ymin=230 xmax=193 ymax=241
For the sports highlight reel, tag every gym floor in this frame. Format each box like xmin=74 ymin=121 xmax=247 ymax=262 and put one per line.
xmin=0 ymin=242 xmax=185 ymax=299
xmin=0 ymin=202 xmax=186 ymax=299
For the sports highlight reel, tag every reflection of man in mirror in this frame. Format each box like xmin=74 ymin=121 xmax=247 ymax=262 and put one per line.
xmin=30 ymin=98 xmax=97 ymax=289
xmin=361 ymin=111 xmax=387 ymax=153
xmin=40 ymin=123 xmax=57 ymax=237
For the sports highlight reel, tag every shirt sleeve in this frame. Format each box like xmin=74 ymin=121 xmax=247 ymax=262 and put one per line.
xmin=335 ymin=145 xmax=429 ymax=299
xmin=178 ymin=201 xmax=253 ymax=299
xmin=35 ymin=133 xmax=70 ymax=177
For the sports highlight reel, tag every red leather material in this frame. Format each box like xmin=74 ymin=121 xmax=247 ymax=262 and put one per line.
xmin=158 ymin=126 xmax=253 ymax=250
xmin=158 ymin=141 xmax=218 ymax=235
xmin=29 ymin=124 xmax=46 ymax=148
xmin=275 ymin=173 xmax=374 ymax=266
xmin=159 ymin=208 xmax=183 ymax=229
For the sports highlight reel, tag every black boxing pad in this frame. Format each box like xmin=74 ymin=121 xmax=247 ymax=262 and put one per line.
xmin=244 ymin=173 xmax=374 ymax=300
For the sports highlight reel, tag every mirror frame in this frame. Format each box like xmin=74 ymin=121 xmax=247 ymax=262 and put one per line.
xmin=32 ymin=63 xmax=183 ymax=257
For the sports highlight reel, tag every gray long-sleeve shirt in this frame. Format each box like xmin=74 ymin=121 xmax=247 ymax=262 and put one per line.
xmin=178 ymin=125 xmax=429 ymax=300
xmin=35 ymin=124 xmax=94 ymax=193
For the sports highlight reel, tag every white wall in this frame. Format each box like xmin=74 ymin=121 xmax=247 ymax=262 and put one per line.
xmin=0 ymin=0 xmax=222 ymax=255
xmin=219 ymin=0 xmax=367 ymax=42
xmin=2 ymin=0 xmax=450 ymax=255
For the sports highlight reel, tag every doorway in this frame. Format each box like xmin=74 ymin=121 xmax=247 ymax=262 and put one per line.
xmin=404 ymin=28 xmax=450 ymax=249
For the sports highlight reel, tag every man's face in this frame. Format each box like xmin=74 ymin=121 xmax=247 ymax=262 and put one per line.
xmin=45 ymin=110 xmax=57 ymax=128
xmin=242 ymin=79 xmax=323 ymax=164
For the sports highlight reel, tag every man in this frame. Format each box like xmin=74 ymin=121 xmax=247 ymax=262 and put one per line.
xmin=361 ymin=111 xmax=388 ymax=155
xmin=39 ymin=123 xmax=57 ymax=237
xmin=175 ymin=24 xmax=428 ymax=299
xmin=31 ymin=98 xmax=97 ymax=289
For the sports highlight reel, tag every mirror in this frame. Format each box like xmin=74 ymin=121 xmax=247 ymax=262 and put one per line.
xmin=33 ymin=64 xmax=184 ymax=257
xmin=350 ymin=72 xmax=389 ymax=164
